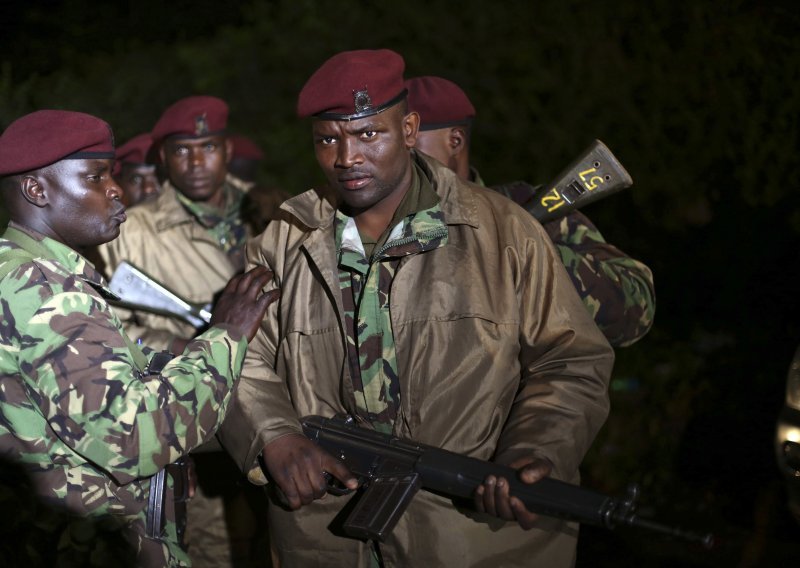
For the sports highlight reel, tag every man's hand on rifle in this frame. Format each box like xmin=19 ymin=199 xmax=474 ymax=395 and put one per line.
xmin=262 ymin=433 xmax=359 ymax=510
xmin=474 ymin=456 xmax=554 ymax=530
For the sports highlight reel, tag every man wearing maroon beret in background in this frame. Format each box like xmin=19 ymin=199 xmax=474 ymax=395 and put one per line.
xmin=219 ymin=49 xmax=614 ymax=567
xmin=0 ymin=109 xmax=277 ymax=567
xmin=113 ymin=132 xmax=161 ymax=207
xmin=229 ymin=134 xmax=291 ymax=234
xmin=228 ymin=134 xmax=264 ymax=184
xmin=406 ymin=76 xmax=656 ymax=348
xmin=99 ymin=97 xmax=270 ymax=567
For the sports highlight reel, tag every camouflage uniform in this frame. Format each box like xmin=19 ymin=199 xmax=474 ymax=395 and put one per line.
xmin=491 ymin=177 xmax=656 ymax=347
xmin=0 ymin=223 xmax=247 ymax=567
xmin=98 ymin=175 xmax=265 ymax=568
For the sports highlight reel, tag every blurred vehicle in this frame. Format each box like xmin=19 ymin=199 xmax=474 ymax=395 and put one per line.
xmin=776 ymin=344 xmax=800 ymax=522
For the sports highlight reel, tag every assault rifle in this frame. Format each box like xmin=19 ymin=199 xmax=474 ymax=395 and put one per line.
xmin=107 ymin=261 xmax=212 ymax=328
xmin=493 ymin=139 xmax=632 ymax=224
xmin=301 ymin=414 xmax=713 ymax=547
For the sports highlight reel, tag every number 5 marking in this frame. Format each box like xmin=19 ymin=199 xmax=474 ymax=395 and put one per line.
xmin=579 ymin=168 xmax=604 ymax=191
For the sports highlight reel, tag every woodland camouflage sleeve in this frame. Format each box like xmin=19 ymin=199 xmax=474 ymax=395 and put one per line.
xmin=542 ymin=210 xmax=656 ymax=347
xmin=13 ymin=277 xmax=247 ymax=485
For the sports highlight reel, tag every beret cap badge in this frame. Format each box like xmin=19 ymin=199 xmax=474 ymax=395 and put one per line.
xmin=353 ymin=88 xmax=372 ymax=114
xmin=151 ymin=96 xmax=228 ymax=143
xmin=194 ymin=113 xmax=210 ymax=136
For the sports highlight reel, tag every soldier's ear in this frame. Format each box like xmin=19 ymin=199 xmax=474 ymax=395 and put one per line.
xmin=448 ymin=127 xmax=467 ymax=158
xmin=403 ymin=111 xmax=420 ymax=148
xmin=21 ymin=176 xmax=48 ymax=208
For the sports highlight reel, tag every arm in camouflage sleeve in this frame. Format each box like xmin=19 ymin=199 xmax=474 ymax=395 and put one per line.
xmin=11 ymin=269 xmax=247 ymax=485
xmin=542 ymin=210 xmax=656 ymax=347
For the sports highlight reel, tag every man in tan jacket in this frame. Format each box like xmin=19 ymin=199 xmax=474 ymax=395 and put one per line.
xmin=220 ymin=49 xmax=614 ymax=567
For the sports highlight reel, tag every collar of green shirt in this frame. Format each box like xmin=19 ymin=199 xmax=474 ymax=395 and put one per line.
xmin=1 ymin=222 xmax=105 ymax=287
xmin=337 ymin=161 xmax=441 ymax=260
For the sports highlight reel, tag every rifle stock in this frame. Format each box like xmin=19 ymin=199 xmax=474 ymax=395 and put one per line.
xmin=501 ymin=139 xmax=633 ymax=223
xmin=301 ymin=414 xmax=713 ymax=547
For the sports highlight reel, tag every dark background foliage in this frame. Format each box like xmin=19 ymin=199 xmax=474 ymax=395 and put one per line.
xmin=2 ymin=0 xmax=799 ymax=564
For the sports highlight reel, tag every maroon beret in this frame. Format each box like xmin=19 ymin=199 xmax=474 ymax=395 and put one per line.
xmin=297 ymin=49 xmax=407 ymax=120
xmin=116 ymin=133 xmax=155 ymax=165
xmin=0 ymin=110 xmax=115 ymax=176
xmin=151 ymin=95 xmax=228 ymax=143
xmin=230 ymin=134 xmax=264 ymax=160
xmin=405 ymin=76 xmax=476 ymax=131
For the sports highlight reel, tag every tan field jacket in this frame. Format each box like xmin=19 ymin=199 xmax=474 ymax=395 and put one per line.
xmin=220 ymin=154 xmax=614 ymax=567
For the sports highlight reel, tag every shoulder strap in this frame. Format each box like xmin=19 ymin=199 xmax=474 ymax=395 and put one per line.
xmin=0 ymin=226 xmax=48 ymax=281
xmin=0 ymin=248 xmax=37 ymax=281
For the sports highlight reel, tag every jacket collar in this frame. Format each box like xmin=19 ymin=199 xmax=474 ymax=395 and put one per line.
xmin=150 ymin=174 xmax=250 ymax=232
xmin=412 ymin=150 xmax=479 ymax=229
xmin=279 ymin=151 xmax=480 ymax=230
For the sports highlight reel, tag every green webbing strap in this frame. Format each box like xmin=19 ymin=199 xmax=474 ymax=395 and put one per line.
xmin=0 ymin=248 xmax=37 ymax=280
xmin=2 ymin=226 xmax=51 ymax=258
xmin=0 ymin=226 xmax=149 ymax=371
xmin=0 ymin=226 xmax=50 ymax=280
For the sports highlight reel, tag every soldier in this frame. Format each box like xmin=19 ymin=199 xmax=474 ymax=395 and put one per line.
xmin=99 ymin=96 xmax=251 ymax=353
xmin=98 ymin=97 xmax=270 ymax=567
xmin=406 ymin=76 xmax=656 ymax=347
xmin=219 ymin=49 xmax=613 ymax=567
xmin=0 ymin=109 xmax=278 ymax=566
xmin=229 ymin=134 xmax=291 ymax=234
xmin=227 ymin=134 xmax=264 ymax=185
xmin=114 ymin=132 xmax=161 ymax=207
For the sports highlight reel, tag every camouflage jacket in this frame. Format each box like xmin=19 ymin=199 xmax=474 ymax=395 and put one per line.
xmin=0 ymin=223 xmax=247 ymax=566
xmin=491 ymin=178 xmax=656 ymax=347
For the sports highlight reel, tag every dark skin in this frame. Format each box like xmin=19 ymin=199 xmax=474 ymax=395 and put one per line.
xmin=115 ymin=163 xmax=160 ymax=207
xmin=1 ymin=157 xmax=277 ymax=343
xmin=312 ymin=102 xmax=419 ymax=240
xmin=159 ymin=134 xmax=233 ymax=209
xmin=3 ymin=158 xmax=128 ymax=253
xmin=264 ymin=103 xmax=547 ymax=528
xmin=413 ymin=125 xmax=472 ymax=181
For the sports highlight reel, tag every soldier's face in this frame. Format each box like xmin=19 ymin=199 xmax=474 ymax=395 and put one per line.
xmin=116 ymin=163 xmax=160 ymax=207
xmin=312 ymin=103 xmax=419 ymax=214
xmin=161 ymin=134 xmax=232 ymax=205
xmin=35 ymin=158 xmax=126 ymax=249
